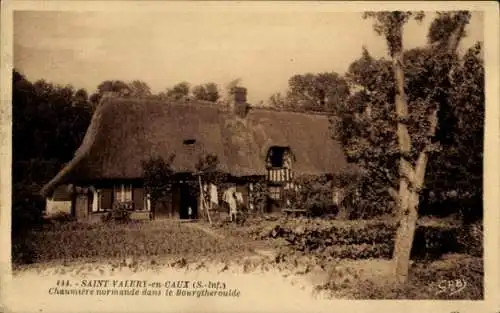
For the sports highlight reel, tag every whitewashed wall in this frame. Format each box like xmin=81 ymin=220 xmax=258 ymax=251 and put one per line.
xmin=45 ymin=199 xmax=71 ymax=216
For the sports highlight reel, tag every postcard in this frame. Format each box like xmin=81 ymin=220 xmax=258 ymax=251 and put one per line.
xmin=1 ymin=1 xmax=498 ymax=313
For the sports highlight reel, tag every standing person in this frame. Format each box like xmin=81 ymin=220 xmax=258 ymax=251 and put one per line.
xmin=223 ymin=186 xmax=237 ymax=223
xmin=228 ymin=192 xmax=238 ymax=223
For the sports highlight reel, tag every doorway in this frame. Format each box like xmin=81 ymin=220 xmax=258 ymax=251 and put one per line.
xmin=179 ymin=184 xmax=198 ymax=220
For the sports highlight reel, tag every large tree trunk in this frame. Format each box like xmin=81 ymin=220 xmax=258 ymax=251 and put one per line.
xmin=391 ymin=45 xmax=441 ymax=285
xmin=391 ymin=38 xmax=420 ymax=283
xmin=393 ymin=152 xmax=429 ymax=283
xmin=391 ymin=12 xmax=468 ymax=284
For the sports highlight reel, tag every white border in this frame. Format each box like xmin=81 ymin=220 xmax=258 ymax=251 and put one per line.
xmin=1 ymin=2 xmax=498 ymax=313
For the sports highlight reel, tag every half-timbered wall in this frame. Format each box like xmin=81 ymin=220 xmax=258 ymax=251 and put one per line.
xmin=265 ymin=146 xmax=295 ymax=204
xmin=266 ymin=168 xmax=293 ymax=183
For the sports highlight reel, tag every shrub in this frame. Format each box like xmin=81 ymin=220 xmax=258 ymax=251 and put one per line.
xmin=377 ymin=255 xmax=483 ymax=300
xmin=457 ymin=221 xmax=483 ymax=257
xmin=340 ymin=177 xmax=395 ymax=219
xmin=47 ymin=212 xmax=76 ymax=223
xmin=11 ymin=184 xmax=45 ymax=237
xmin=287 ymin=175 xmax=338 ymax=217
xmin=250 ymin=181 xmax=268 ymax=214
xmin=256 ymin=218 xmax=468 ymax=260
xmin=322 ymin=243 xmax=393 ymax=259
xmin=102 ymin=201 xmax=132 ymax=223
xmin=142 ymin=155 xmax=175 ymax=208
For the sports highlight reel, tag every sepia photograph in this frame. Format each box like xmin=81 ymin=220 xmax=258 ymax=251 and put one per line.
xmin=1 ymin=1 xmax=499 ymax=313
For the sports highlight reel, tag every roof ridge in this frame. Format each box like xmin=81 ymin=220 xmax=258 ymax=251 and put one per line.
xmin=249 ymin=105 xmax=333 ymax=117
xmin=108 ymin=96 xmax=222 ymax=106
xmin=103 ymin=96 xmax=333 ymax=117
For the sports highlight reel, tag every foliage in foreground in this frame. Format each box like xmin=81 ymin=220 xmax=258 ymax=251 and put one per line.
xmin=12 ymin=221 xmax=253 ymax=265
xmin=222 ymin=216 xmax=482 ymax=260
xmin=314 ymin=255 xmax=483 ymax=300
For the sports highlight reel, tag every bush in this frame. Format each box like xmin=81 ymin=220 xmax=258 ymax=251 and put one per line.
xmin=47 ymin=212 xmax=76 ymax=223
xmin=457 ymin=221 xmax=483 ymax=257
xmin=102 ymin=201 xmax=132 ymax=223
xmin=322 ymin=243 xmax=393 ymax=259
xmin=352 ymin=255 xmax=483 ymax=300
xmin=340 ymin=178 xmax=395 ymax=219
xmin=249 ymin=181 xmax=268 ymax=214
xmin=287 ymin=175 xmax=338 ymax=217
xmin=256 ymin=218 xmax=469 ymax=260
xmin=11 ymin=184 xmax=45 ymax=237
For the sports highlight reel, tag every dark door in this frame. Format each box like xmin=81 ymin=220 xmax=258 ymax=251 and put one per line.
xmin=179 ymin=184 xmax=198 ymax=220
xmin=74 ymin=194 xmax=89 ymax=220
xmin=154 ymin=190 xmax=173 ymax=219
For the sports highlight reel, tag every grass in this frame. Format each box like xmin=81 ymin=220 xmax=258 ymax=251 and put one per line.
xmin=13 ymin=219 xmax=255 ymax=266
xmin=213 ymin=215 xmax=484 ymax=300
xmin=322 ymin=254 xmax=484 ymax=300
xmin=12 ymin=215 xmax=483 ymax=300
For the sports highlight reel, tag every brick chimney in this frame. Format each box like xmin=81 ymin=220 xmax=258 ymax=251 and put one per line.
xmin=230 ymin=86 xmax=250 ymax=118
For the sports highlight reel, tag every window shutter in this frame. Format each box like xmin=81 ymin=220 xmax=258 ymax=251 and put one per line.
xmin=126 ymin=184 xmax=133 ymax=202
xmin=98 ymin=190 xmax=102 ymax=211
xmin=91 ymin=190 xmax=100 ymax=212
xmin=101 ymin=188 xmax=113 ymax=211
xmin=133 ymin=187 xmax=144 ymax=211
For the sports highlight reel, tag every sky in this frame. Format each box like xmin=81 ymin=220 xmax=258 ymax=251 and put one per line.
xmin=14 ymin=8 xmax=483 ymax=104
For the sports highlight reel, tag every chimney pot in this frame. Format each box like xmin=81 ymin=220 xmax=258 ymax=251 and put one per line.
xmin=231 ymin=86 xmax=247 ymax=103
xmin=230 ymin=87 xmax=249 ymax=118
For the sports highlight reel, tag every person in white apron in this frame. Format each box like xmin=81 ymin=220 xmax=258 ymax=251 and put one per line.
xmin=228 ymin=193 xmax=238 ymax=222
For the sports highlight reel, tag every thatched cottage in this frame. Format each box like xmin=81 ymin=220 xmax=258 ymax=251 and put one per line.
xmin=40 ymin=88 xmax=350 ymax=222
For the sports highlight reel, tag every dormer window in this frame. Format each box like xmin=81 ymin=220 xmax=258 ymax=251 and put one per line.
xmin=266 ymin=146 xmax=293 ymax=169
xmin=266 ymin=146 xmax=294 ymax=185
xmin=183 ymin=139 xmax=196 ymax=145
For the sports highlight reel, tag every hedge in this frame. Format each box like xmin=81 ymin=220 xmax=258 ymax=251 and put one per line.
xmin=254 ymin=218 xmax=474 ymax=260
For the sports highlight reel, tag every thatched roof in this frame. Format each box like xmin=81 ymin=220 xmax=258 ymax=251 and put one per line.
xmin=41 ymin=97 xmax=348 ymax=197
xmin=48 ymin=185 xmax=72 ymax=201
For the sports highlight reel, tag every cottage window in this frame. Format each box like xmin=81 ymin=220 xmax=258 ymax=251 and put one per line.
xmin=91 ymin=189 xmax=100 ymax=212
xmin=144 ymin=193 xmax=151 ymax=212
xmin=114 ymin=184 xmax=133 ymax=203
xmin=269 ymin=186 xmax=282 ymax=200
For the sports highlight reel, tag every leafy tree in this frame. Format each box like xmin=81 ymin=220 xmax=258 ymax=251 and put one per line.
xmin=286 ymin=72 xmax=350 ymax=112
xmin=349 ymin=11 xmax=473 ymax=283
xmin=13 ymin=72 xmax=92 ymax=162
xmin=89 ymin=92 xmax=102 ymax=106
xmin=266 ymin=72 xmax=349 ymax=112
xmin=166 ymin=82 xmax=190 ymax=101
xmin=97 ymin=80 xmax=131 ymax=95
xmin=332 ymin=48 xmax=398 ymax=218
xmin=192 ymin=83 xmax=220 ymax=102
xmin=11 ymin=70 xmax=93 ymax=238
xmin=267 ymin=92 xmax=287 ymax=110
xmin=287 ymin=175 xmax=337 ymax=217
xmin=142 ymin=155 xmax=176 ymax=215
xmin=89 ymin=80 xmax=132 ymax=105
xmin=73 ymin=88 xmax=89 ymax=107
xmin=195 ymin=153 xmax=226 ymax=186
xmin=128 ymin=80 xmax=152 ymax=98
xmin=423 ymin=42 xmax=484 ymax=222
